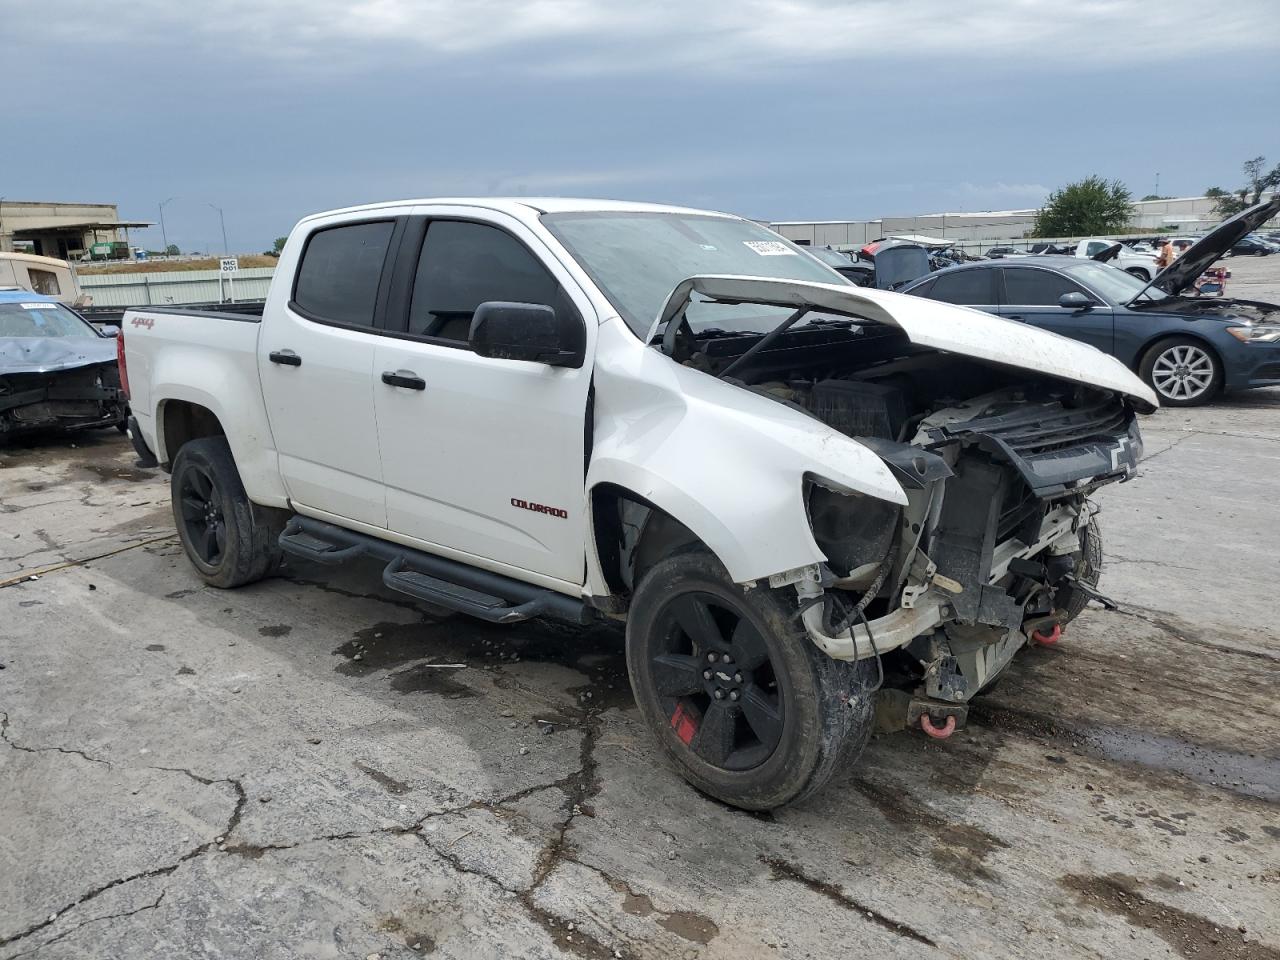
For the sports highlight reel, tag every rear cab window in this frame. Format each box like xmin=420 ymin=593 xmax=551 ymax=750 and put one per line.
xmin=291 ymin=220 xmax=396 ymax=327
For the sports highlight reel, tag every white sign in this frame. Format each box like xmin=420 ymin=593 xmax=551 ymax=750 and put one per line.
xmin=742 ymin=240 xmax=797 ymax=257
xmin=219 ymin=257 xmax=240 ymax=274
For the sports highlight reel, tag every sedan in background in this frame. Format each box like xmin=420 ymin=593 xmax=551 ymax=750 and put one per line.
xmin=0 ymin=291 xmax=127 ymax=437
xmin=902 ymin=199 xmax=1280 ymax=406
xmin=1230 ymin=235 xmax=1274 ymax=256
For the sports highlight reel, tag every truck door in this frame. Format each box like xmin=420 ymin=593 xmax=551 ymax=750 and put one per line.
xmin=998 ymin=266 xmax=1115 ymax=354
xmin=258 ymin=217 xmax=400 ymax=528
xmin=370 ymin=211 xmax=595 ymax=588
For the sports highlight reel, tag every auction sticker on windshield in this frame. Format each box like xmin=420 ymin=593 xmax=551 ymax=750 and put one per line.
xmin=743 ymin=240 xmax=797 ymax=256
xmin=21 ymin=303 xmax=59 ymax=309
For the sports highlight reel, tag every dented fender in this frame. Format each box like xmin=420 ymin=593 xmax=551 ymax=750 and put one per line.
xmin=586 ymin=318 xmax=905 ymax=589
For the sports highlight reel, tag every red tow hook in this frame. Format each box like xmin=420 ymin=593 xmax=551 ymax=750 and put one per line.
xmin=1031 ymin=623 xmax=1063 ymax=646
xmin=920 ymin=713 xmax=956 ymax=739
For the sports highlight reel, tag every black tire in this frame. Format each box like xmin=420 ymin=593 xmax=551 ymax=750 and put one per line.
xmin=1125 ymin=268 xmax=1151 ymax=281
xmin=1138 ymin=336 xmax=1222 ymax=406
xmin=170 ymin=437 xmax=283 ymax=588
xmin=626 ymin=550 xmax=877 ymax=810
xmin=1057 ymin=516 xmax=1102 ymax=625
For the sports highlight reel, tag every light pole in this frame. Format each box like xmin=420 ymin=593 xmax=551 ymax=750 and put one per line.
xmin=0 ymin=196 xmax=6 ymax=252
xmin=207 ymin=203 xmax=229 ymax=255
xmin=158 ymin=197 xmax=177 ymax=256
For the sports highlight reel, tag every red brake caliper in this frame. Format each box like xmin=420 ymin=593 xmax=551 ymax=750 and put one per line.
xmin=670 ymin=703 xmax=698 ymax=745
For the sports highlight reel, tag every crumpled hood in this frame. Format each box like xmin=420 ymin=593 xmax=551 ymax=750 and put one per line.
xmin=652 ymin=275 xmax=1160 ymax=411
xmin=0 ymin=336 xmax=118 ymax=375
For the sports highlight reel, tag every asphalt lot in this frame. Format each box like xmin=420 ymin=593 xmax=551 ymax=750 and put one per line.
xmin=3 ymin=265 xmax=1280 ymax=959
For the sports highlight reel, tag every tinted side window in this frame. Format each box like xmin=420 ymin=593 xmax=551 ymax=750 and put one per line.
xmin=293 ymin=221 xmax=395 ymax=326
xmin=28 ymin=268 xmax=62 ymax=296
xmin=1003 ymin=268 xmax=1086 ymax=306
xmin=929 ymin=270 xmax=993 ymax=304
xmin=408 ymin=221 xmax=570 ymax=341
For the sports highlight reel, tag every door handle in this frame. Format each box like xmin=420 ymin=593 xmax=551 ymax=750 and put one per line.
xmin=381 ymin=370 xmax=426 ymax=391
xmin=269 ymin=350 xmax=302 ymax=366
xmin=1005 ymin=315 xmax=1025 ymax=321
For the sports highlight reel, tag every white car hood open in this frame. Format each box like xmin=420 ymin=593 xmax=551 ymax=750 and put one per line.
xmin=650 ymin=275 xmax=1159 ymax=411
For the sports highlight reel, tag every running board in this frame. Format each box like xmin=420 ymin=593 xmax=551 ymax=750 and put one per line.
xmin=278 ymin=516 xmax=593 ymax=625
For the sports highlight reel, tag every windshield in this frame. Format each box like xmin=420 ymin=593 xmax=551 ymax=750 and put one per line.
xmin=0 ymin=301 xmax=97 ymax=338
xmin=806 ymin=247 xmax=855 ymax=268
xmin=1059 ymin=260 xmax=1167 ymax=304
xmin=541 ymin=211 xmax=847 ymax=337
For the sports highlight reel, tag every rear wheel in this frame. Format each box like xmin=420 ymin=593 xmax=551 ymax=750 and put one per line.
xmin=171 ymin=437 xmax=283 ymax=588
xmin=626 ymin=551 xmax=876 ymax=810
xmin=1125 ymin=267 xmax=1151 ymax=281
xmin=1139 ymin=336 xmax=1222 ymax=406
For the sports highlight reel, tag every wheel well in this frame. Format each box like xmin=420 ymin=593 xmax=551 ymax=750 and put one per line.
xmin=1125 ymin=267 xmax=1151 ymax=280
xmin=160 ymin=401 xmax=225 ymax=467
xmin=1132 ymin=332 xmax=1221 ymax=373
xmin=590 ymin=483 xmax=703 ymax=610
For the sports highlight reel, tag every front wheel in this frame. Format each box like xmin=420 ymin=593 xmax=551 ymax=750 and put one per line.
xmin=171 ymin=437 xmax=283 ymax=588
xmin=1125 ymin=268 xmax=1151 ymax=281
xmin=626 ymin=551 xmax=876 ymax=810
xmin=1139 ymin=336 xmax=1222 ymax=406
xmin=1057 ymin=516 xmax=1102 ymax=624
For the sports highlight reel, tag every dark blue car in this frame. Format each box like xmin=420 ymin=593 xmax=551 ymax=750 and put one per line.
xmin=902 ymin=199 xmax=1280 ymax=406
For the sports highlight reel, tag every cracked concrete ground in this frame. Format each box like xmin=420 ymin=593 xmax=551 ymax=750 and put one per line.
xmin=2 ymin=383 xmax=1279 ymax=958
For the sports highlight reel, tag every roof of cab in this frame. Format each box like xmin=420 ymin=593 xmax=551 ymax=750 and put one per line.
xmin=0 ymin=290 xmax=59 ymax=304
xmin=297 ymin=197 xmax=736 ymax=224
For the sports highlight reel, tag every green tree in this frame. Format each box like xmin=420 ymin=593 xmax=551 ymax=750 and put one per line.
xmin=1032 ymin=176 xmax=1133 ymax=237
xmin=273 ymin=236 xmax=288 ymax=253
xmin=1209 ymin=157 xmax=1280 ymax=217
xmin=165 ymin=243 xmax=180 ymax=256
xmin=1141 ymin=194 xmax=1171 ymax=201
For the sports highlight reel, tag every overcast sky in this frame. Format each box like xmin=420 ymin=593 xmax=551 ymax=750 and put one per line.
xmin=6 ymin=0 xmax=1279 ymax=253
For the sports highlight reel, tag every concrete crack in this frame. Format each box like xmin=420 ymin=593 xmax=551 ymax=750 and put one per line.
xmin=3 ymin=892 xmax=166 ymax=960
xmin=0 ymin=534 xmax=177 ymax=590
xmin=760 ymin=856 xmax=937 ymax=948
xmin=0 ymin=712 xmax=110 ymax=766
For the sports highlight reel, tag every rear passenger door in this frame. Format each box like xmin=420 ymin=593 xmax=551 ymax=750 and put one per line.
xmin=912 ymin=269 xmax=999 ymax=314
xmin=258 ymin=217 xmax=401 ymax=528
xmin=370 ymin=209 xmax=596 ymax=588
xmin=998 ymin=266 xmax=1114 ymax=353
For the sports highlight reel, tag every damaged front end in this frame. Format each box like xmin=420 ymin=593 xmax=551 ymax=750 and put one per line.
xmin=0 ymin=362 xmax=126 ymax=436
xmin=794 ymin=383 xmax=1141 ymax=732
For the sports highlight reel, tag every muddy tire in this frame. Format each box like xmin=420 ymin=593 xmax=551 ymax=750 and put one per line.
xmin=626 ymin=550 xmax=876 ymax=811
xmin=171 ymin=437 xmax=283 ymax=588
xmin=1058 ymin=517 xmax=1103 ymax=625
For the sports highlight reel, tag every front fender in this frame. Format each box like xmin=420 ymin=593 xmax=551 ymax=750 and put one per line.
xmin=586 ymin=319 xmax=905 ymax=588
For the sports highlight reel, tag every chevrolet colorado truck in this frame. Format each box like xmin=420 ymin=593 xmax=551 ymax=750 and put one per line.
xmin=122 ymin=199 xmax=1157 ymax=810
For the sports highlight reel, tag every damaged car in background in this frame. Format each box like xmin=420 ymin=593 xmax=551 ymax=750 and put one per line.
xmin=0 ymin=291 xmax=127 ymax=439
xmin=122 ymin=199 xmax=1156 ymax=810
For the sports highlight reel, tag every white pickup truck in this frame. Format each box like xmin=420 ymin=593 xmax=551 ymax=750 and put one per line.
xmin=122 ymin=198 xmax=1157 ymax=810
xmin=1074 ymin=238 xmax=1161 ymax=281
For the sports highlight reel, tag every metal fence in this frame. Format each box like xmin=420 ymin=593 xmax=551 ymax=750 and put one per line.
xmin=78 ymin=267 xmax=275 ymax=307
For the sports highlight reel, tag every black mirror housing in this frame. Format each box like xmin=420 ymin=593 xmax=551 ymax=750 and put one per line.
xmin=1058 ymin=292 xmax=1092 ymax=310
xmin=469 ymin=301 xmax=585 ymax=368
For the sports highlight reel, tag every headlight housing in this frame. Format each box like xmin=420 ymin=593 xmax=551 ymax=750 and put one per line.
xmin=1226 ymin=324 xmax=1280 ymax=343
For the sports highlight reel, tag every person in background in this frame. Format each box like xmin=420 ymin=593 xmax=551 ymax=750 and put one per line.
xmin=1156 ymin=238 xmax=1177 ymax=269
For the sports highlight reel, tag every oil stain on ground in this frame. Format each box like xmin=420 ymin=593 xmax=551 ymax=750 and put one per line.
xmin=851 ymin=778 xmax=1009 ymax=884
xmin=76 ymin=461 xmax=154 ymax=483
xmin=1061 ymin=873 xmax=1280 ymax=960
xmin=332 ymin=616 xmax=631 ymax=709
xmin=607 ymin=876 xmax=719 ymax=945
xmin=355 ymin=761 xmax=411 ymax=796
xmin=258 ymin=624 xmax=292 ymax=637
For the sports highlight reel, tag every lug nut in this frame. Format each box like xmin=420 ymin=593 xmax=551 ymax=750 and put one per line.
xmin=734 ymin=672 xmax=743 ymax=683
xmin=722 ymin=654 xmax=734 ymax=665
xmin=729 ymin=690 xmax=740 ymax=702
xmin=713 ymin=689 xmax=725 ymax=700
xmin=702 ymin=669 xmax=713 ymax=680
xmin=707 ymin=652 xmax=718 ymax=663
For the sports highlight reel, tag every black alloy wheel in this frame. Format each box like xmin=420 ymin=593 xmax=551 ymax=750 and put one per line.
xmin=650 ymin=592 xmax=784 ymax=771
xmin=177 ymin=462 xmax=227 ymax=566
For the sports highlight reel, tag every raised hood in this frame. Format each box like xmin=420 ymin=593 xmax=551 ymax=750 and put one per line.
xmin=651 ymin=275 xmax=1159 ymax=411
xmin=1144 ymin=197 xmax=1280 ymax=299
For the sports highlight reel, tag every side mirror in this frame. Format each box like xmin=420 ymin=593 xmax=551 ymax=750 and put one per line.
xmin=469 ymin=301 xmax=585 ymax=368
xmin=101 ymin=325 xmax=121 ymax=338
xmin=1058 ymin=292 xmax=1093 ymax=310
